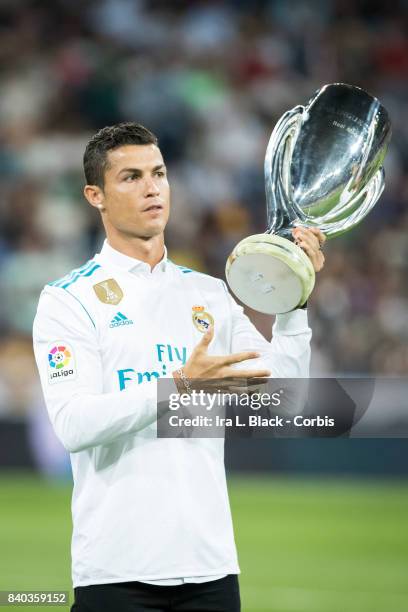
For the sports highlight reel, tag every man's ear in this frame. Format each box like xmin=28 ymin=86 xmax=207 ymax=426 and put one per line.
xmin=84 ymin=185 xmax=106 ymax=212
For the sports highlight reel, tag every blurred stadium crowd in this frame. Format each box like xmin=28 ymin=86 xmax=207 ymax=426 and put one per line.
xmin=0 ymin=0 xmax=408 ymax=423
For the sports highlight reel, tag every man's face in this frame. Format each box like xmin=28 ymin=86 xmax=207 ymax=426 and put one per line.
xmin=99 ymin=144 xmax=170 ymax=239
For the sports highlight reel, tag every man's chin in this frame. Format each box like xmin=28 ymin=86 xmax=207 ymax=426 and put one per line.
xmin=121 ymin=223 xmax=166 ymax=241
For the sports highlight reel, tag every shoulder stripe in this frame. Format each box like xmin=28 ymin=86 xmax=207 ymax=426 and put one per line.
xmin=176 ymin=265 xmax=215 ymax=280
xmin=49 ymin=259 xmax=96 ymax=287
xmin=59 ymin=261 xmax=97 ymax=286
xmin=176 ymin=265 xmax=194 ymax=274
xmin=172 ymin=262 xmax=214 ymax=278
xmin=60 ymin=264 xmax=101 ymax=289
xmin=51 ymin=260 xmax=94 ymax=285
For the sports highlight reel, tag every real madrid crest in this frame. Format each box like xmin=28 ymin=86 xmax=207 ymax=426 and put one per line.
xmin=93 ymin=279 xmax=124 ymax=305
xmin=192 ymin=305 xmax=214 ymax=333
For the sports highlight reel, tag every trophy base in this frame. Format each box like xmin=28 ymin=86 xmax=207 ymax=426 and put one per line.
xmin=225 ymin=234 xmax=315 ymax=314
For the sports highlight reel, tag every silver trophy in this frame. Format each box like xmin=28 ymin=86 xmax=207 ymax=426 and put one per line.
xmin=226 ymin=83 xmax=391 ymax=314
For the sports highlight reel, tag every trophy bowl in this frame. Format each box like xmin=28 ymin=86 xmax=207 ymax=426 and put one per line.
xmin=226 ymin=83 xmax=391 ymax=314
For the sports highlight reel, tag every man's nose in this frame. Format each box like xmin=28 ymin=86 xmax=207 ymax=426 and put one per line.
xmin=144 ymin=176 xmax=160 ymax=196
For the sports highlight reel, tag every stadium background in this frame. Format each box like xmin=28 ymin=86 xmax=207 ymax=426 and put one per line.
xmin=0 ymin=1 xmax=407 ymax=610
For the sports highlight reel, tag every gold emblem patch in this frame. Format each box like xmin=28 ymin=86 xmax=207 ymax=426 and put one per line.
xmin=93 ymin=279 xmax=124 ymax=305
xmin=192 ymin=305 xmax=214 ymax=333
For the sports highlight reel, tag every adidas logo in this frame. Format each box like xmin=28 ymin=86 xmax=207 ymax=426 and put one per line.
xmin=109 ymin=312 xmax=134 ymax=328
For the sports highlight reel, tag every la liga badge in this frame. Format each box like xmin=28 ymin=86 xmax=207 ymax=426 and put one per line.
xmin=47 ymin=342 xmax=77 ymax=384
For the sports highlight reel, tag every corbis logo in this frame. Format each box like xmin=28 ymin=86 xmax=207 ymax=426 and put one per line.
xmin=47 ymin=342 xmax=76 ymax=384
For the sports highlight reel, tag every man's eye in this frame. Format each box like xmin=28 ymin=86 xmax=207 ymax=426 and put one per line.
xmin=156 ymin=171 xmax=165 ymax=177
xmin=125 ymin=174 xmax=138 ymax=181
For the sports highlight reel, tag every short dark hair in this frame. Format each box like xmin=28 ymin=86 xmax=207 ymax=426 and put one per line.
xmin=83 ymin=122 xmax=158 ymax=188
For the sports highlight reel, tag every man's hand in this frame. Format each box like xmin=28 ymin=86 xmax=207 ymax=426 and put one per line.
xmin=172 ymin=325 xmax=270 ymax=391
xmin=292 ymin=227 xmax=326 ymax=272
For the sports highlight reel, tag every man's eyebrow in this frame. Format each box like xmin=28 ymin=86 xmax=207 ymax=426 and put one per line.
xmin=117 ymin=164 xmax=165 ymax=177
xmin=117 ymin=167 xmax=142 ymax=177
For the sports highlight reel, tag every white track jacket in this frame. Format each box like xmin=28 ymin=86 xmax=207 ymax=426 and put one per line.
xmin=32 ymin=240 xmax=311 ymax=587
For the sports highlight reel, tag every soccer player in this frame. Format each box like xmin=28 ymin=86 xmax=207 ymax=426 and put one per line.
xmin=33 ymin=123 xmax=325 ymax=612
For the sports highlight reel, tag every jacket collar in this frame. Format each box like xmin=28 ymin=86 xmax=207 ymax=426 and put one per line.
xmin=98 ymin=240 xmax=168 ymax=274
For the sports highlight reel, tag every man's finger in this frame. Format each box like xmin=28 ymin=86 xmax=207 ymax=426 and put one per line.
xmin=297 ymin=239 xmax=317 ymax=255
xmin=299 ymin=243 xmax=324 ymax=271
xmin=223 ymin=368 xmax=271 ymax=378
xmin=221 ymin=351 xmax=261 ymax=366
xmin=315 ymin=252 xmax=325 ymax=271
xmin=308 ymin=227 xmax=327 ymax=246
xmin=294 ymin=226 xmax=326 ymax=248
xmin=194 ymin=376 xmax=270 ymax=389
xmin=197 ymin=324 xmax=214 ymax=350
xmin=294 ymin=229 xmax=320 ymax=250
xmin=297 ymin=241 xmax=325 ymax=271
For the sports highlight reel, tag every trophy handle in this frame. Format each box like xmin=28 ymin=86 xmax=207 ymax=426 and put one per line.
xmin=305 ymin=167 xmax=385 ymax=237
xmin=265 ymin=106 xmax=304 ymax=234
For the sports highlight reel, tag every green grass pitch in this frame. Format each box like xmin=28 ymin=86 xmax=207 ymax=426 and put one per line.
xmin=0 ymin=473 xmax=407 ymax=612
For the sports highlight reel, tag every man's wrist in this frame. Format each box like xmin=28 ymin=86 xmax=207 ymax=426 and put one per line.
xmin=172 ymin=368 xmax=192 ymax=394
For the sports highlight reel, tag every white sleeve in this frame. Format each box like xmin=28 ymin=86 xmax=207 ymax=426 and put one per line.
xmin=32 ymin=286 xmax=167 ymax=453
xmin=223 ymin=284 xmax=311 ymax=378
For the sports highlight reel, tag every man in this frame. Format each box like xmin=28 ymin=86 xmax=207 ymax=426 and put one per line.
xmin=33 ymin=122 xmax=325 ymax=612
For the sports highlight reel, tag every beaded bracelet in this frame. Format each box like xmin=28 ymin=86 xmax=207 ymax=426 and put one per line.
xmin=177 ymin=368 xmax=192 ymax=393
